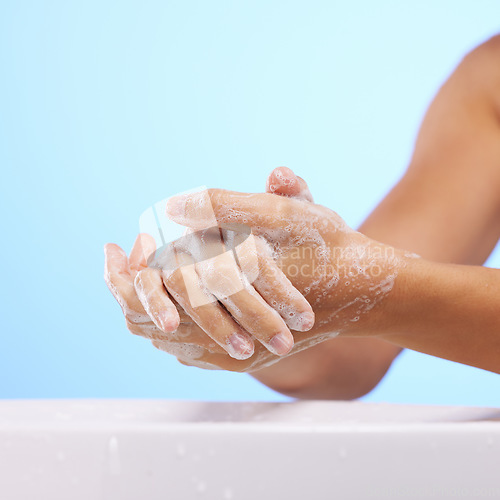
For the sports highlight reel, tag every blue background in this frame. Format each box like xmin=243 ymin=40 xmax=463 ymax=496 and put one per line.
xmin=1 ymin=0 xmax=499 ymax=405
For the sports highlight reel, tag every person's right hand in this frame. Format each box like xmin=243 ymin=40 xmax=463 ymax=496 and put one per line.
xmin=163 ymin=175 xmax=407 ymax=354
xmin=114 ymin=166 xmax=405 ymax=372
xmin=105 ymin=168 xmax=318 ymax=372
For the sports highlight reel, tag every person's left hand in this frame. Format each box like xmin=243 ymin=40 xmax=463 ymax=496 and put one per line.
xmin=104 ymin=168 xmax=320 ymax=372
xmin=104 ymin=237 xmax=315 ymax=372
xmin=104 ymin=235 xmax=250 ymax=371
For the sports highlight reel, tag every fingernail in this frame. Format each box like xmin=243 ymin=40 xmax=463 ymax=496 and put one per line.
xmin=165 ymin=194 xmax=188 ymax=219
xmin=226 ymin=333 xmax=254 ymax=360
xmin=268 ymin=331 xmax=294 ymax=356
xmin=156 ymin=309 xmax=179 ymax=332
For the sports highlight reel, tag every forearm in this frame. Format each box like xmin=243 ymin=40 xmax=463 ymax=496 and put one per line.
xmin=381 ymin=258 xmax=500 ymax=373
xmin=252 ymin=168 xmax=500 ymax=399
xmin=251 ymin=336 xmax=400 ymax=399
xmin=252 ymin=35 xmax=500 ymax=398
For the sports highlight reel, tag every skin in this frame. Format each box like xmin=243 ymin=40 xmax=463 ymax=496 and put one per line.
xmin=137 ymin=230 xmax=315 ymax=359
xmin=105 ymin=35 xmax=500 ymax=399
xmin=252 ymin=34 xmax=500 ymax=398
xmin=105 ymin=186 xmax=404 ymax=373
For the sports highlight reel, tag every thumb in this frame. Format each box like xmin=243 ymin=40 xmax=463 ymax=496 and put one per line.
xmin=265 ymin=167 xmax=313 ymax=202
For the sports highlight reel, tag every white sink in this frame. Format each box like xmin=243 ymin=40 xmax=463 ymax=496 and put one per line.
xmin=0 ymin=400 xmax=499 ymax=499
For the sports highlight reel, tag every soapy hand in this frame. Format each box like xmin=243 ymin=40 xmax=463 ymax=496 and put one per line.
xmin=134 ymin=226 xmax=315 ymax=359
xmin=105 ymin=167 xmax=404 ymax=372
xmin=164 ymin=176 xmax=404 ymax=344
xmin=104 ymin=168 xmax=319 ymax=370
xmin=104 ymin=234 xmax=264 ymax=371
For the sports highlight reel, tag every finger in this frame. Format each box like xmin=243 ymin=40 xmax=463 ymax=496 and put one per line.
xmin=151 ymin=322 xmax=228 ymax=356
xmin=129 ymin=233 xmax=157 ymax=272
xmin=266 ymin=167 xmax=314 ymax=202
xmin=104 ymin=243 xmax=130 ymax=278
xmin=165 ymin=188 xmax=307 ymax=237
xmin=195 ymin=248 xmax=295 ymax=356
xmin=153 ymin=328 xmax=285 ymax=374
xmin=104 ymin=243 xmax=133 ymax=304
xmin=151 ymin=339 xmax=232 ymax=371
xmin=162 ymin=252 xmax=255 ymax=360
xmin=153 ymin=321 xmax=226 ymax=353
xmin=236 ymin=236 xmax=315 ymax=332
xmin=151 ymin=334 xmax=254 ymax=373
xmin=104 ymin=243 xmax=152 ymax=328
xmin=150 ymin=339 xmax=215 ymax=367
xmin=134 ymin=267 xmax=181 ymax=333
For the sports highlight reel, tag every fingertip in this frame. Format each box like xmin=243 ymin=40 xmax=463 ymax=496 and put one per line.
xmin=266 ymin=167 xmax=285 ymax=193
xmin=104 ymin=243 xmax=126 ymax=255
xmin=104 ymin=243 xmax=130 ymax=276
xmin=275 ymin=166 xmax=296 ymax=181
xmin=166 ymin=312 xmax=181 ymax=333
xmin=165 ymin=191 xmax=217 ymax=228
xmin=266 ymin=167 xmax=300 ymax=196
xmin=285 ymin=307 xmax=315 ymax=332
xmin=157 ymin=309 xmax=181 ymax=333
xmin=296 ymin=311 xmax=315 ymax=332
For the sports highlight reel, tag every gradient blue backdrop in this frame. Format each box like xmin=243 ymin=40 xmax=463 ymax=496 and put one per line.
xmin=1 ymin=1 xmax=499 ymax=405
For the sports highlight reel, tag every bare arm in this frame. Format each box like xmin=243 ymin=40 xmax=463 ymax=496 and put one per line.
xmin=383 ymin=259 xmax=500 ymax=373
xmin=251 ymin=35 xmax=500 ymax=399
xmin=104 ymin=36 xmax=500 ymax=399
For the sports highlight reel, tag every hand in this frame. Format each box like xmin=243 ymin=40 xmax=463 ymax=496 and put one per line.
xmin=103 ymin=235 xmax=226 ymax=366
xmin=106 ymin=167 xmax=406 ymax=372
xmin=134 ymin=226 xmax=315 ymax=358
xmin=165 ymin=180 xmax=406 ymax=345
xmin=104 ymin=168 xmax=319 ymax=372
xmin=104 ymin=234 xmax=271 ymax=371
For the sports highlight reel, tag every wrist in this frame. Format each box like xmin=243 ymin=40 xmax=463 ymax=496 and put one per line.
xmin=326 ymin=241 xmax=423 ymax=338
xmin=308 ymin=234 xmax=413 ymax=337
xmin=373 ymin=252 xmax=434 ymax=340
